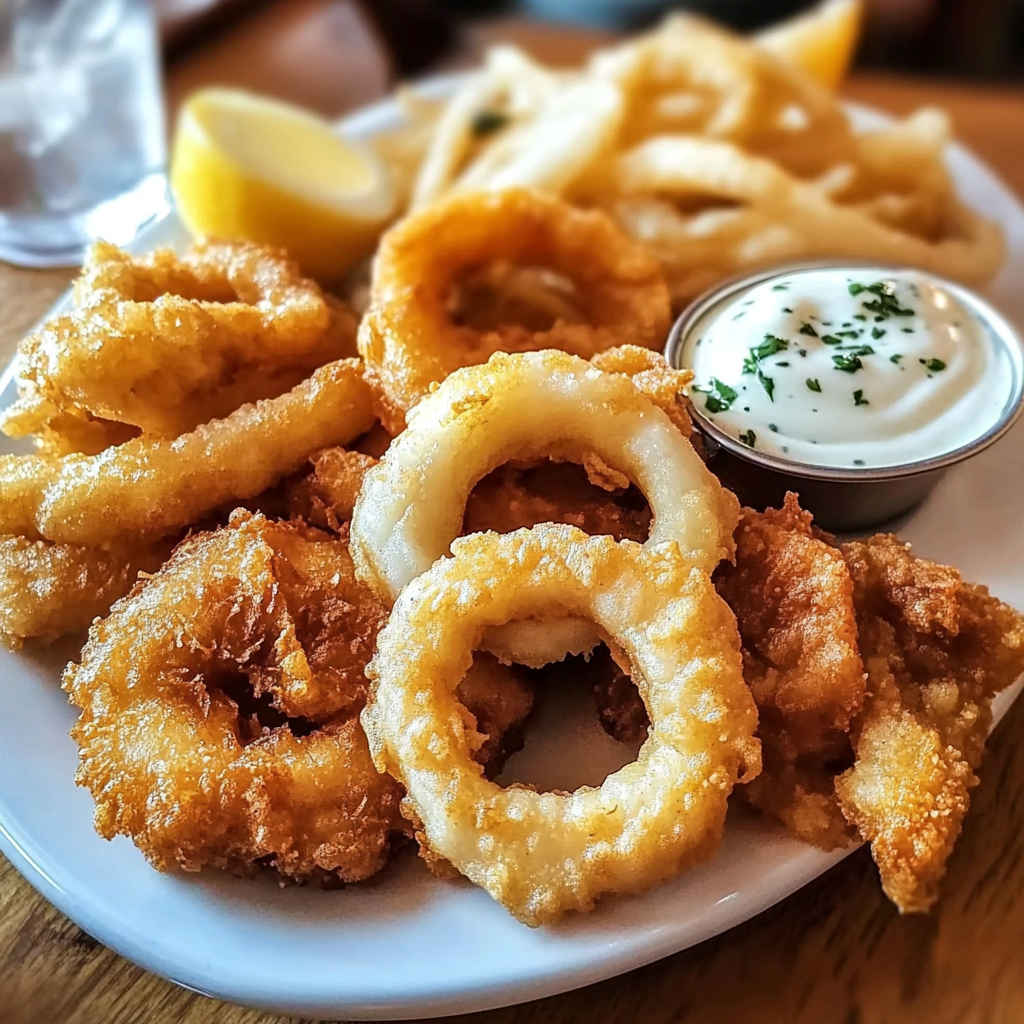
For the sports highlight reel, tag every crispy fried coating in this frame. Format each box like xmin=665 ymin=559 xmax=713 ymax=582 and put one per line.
xmin=0 ymin=534 xmax=174 ymax=648
xmin=278 ymin=448 xmax=378 ymax=532
xmin=0 ymin=358 xmax=374 ymax=547
xmin=1 ymin=242 xmax=358 ymax=439
xmin=65 ymin=511 xmax=405 ymax=882
xmin=715 ymin=495 xmax=865 ymax=743
xmin=835 ymin=535 xmax=1024 ymax=912
xmin=456 ymin=653 xmax=536 ymax=777
xmin=710 ymin=495 xmax=864 ymax=848
xmin=359 ymin=191 xmax=671 ymax=432
xmin=463 ymin=459 xmax=651 ymax=542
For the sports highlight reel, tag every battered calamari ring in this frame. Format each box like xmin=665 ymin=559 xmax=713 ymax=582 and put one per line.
xmin=0 ymin=357 xmax=374 ymax=547
xmin=350 ymin=349 xmax=737 ymax=665
xmin=362 ymin=525 xmax=760 ymax=925
xmin=358 ymin=189 xmax=671 ymax=432
xmin=2 ymin=240 xmax=357 ymax=439
xmin=65 ymin=512 xmax=404 ymax=882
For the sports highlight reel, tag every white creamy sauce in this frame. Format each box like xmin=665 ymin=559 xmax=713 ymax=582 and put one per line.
xmin=681 ymin=268 xmax=1012 ymax=469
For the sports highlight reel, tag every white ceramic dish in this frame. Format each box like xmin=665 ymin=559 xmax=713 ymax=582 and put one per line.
xmin=1 ymin=82 xmax=1023 ymax=1021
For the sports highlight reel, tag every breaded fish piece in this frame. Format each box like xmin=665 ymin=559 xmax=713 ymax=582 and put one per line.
xmin=836 ymin=535 xmax=1024 ymax=912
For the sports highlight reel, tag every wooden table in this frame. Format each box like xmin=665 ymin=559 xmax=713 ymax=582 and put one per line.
xmin=3 ymin=16 xmax=1024 ymax=1024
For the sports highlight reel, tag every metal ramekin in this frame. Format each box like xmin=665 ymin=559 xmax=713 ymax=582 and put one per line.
xmin=664 ymin=262 xmax=1024 ymax=532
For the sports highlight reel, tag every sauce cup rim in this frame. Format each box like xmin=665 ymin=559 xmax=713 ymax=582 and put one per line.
xmin=664 ymin=260 xmax=1024 ymax=483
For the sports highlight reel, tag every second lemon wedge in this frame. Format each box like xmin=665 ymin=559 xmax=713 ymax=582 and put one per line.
xmin=171 ymin=88 xmax=396 ymax=282
xmin=756 ymin=0 xmax=863 ymax=91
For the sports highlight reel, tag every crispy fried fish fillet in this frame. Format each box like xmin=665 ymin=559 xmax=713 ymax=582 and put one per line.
xmin=713 ymin=495 xmax=864 ymax=848
xmin=0 ymin=535 xmax=174 ymax=648
xmin=835 ymin=534 xmax=1024 ymax=912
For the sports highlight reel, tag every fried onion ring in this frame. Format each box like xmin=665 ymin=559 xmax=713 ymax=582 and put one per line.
xmin=1 ymin=241 xmax=356 ymax=439
xmin=0 ymin=358 xmax=374 ymax=547
xmin=362 ymin=525 xmax=759 ymax=925
xmin=351 ymin=349 xmax=737 ymax=665
xmin=0 ymin=535 xmax=174 ymax=648
xmin=64 ymin=511 xmax=405 ymax=882
xmin=358 ymin=189 xmax=671 ymax=432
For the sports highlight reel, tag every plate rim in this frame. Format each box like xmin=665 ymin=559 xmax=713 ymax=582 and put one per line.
xmin=1 ymin=78 xmax=1023 ymax=1020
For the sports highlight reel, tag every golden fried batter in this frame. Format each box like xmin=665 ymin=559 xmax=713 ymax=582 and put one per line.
xmin=65 ymin=511 xmax=404 ymax=882
xmin=0 ymin=535 xmax=174 ymax=648
xmin=835 ymin=535 xmax=1024 ymax=911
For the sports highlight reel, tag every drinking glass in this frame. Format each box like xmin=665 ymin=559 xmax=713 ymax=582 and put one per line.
xmin=0 ymin=0 xmax=169 ymax=268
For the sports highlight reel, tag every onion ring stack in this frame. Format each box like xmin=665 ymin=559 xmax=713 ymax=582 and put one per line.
xmin=358 ymin=189 xmax=671 ymax=432
xmin=351 ymin=348 xmax=737 ymax=667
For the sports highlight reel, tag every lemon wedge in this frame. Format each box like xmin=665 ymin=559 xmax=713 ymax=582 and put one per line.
xmin=756 ymin=0 xmax=863 ymax=91
xmin=170 ymin=88 xmax=396 ymax=282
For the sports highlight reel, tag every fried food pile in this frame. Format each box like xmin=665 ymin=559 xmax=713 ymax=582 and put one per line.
xmin=2 ymin=8 xmax=1020 ymax=923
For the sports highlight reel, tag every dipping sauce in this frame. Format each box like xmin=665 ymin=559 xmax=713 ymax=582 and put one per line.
xmin=680 ymin=267 xmax=1014 ymax=469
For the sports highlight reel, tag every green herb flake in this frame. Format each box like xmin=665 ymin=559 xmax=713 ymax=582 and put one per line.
xmin=853 ymin=389 xmax=869 ymax=406
xmin=732 ymin=311 xmax=746 ymax=320
xmin=738 ymin=429 xmax=757 ymax=447
xmin=799 ymin=322 xmax=818 ymax=337
xmin=806 ymin=378 xmax=822 ymax=393
xmin=798 ymin=348 xmax=807 ymax=357
xmin=821 ymin=334 xmax=842 ymax=346
xmin=753 ymin=334 xmax=790 ymax=359
xmin=769 ymin=423 xmax=779 ymax=432
xmin=848 ymin=283 xmax=867 ymax=296
xmin=771 ymin=283 xmax=789 ymax=291
xmin=832 ymin=353 xmax=863 ymax=373
xmin=871 ymin=327 xmax=886 ymax=339
xmin=924 ymin=358 xmax=947 ymax=372
xmin=742 ymin=354 xmax=758 ymax=375
xmin=782 ymin=306 xmax=794 ymax=313
xmin=853 ymin=314 xmax=867 ymax=322
xmin=470 ymin=109 xmax=509 ymax=137
xmin=890 ymin=353 xmax=903 ymax=364
xmin=853 ymin=459 xmax=865 ymax=466
xmin=757 ymin=368 xmax=775 ymax=401
xmin=692 ymin=377 xmax=738 ymax=414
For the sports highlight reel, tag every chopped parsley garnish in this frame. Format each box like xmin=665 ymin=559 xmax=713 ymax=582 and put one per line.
xmin=757 ymin=368 xmax=775 ymax=401
xmin=732 ymin=311 xmax=746 ymax=320
xmin=856 ymin=280 xmax=914 ymax=319
xmin=782 ymin=306 xmax=794 ymax=313
xmin=848 ymin=283 xmax=867 ymax=296
xmin=853 ymin=314 xmax=867 ymax=322
xmin=752 ymin=334 xmax=789 ymax=359
xmin=738 ymin=429 xmax=757 ymax=447
xmin=853 ymin=389 xmax=869 ymax=406
xmin=821 ymin=334 xmax=842 ymax=346
xmin=832 ymin=352 xmax=864 ymax=373
xmin=871 ymin=327 xmax=886 ymax=339
xmin=836 ymin=329 xmax=860 ymax=339
xmin=853 ymin=459 xmax=865 ymax=466
xmin=769 ymin=423 xmax=779 ymax=432
xmin=771 ymin=283 xmax=789 ymax=291
xmin=470 ymin=109 xmax=509 ymax=137
xmin=838 ymin=344 xmax=875 ymax=357
xmin=798 ymin=348 xmax=807 ymax=357
xmin=799 ymin=322 xmax=818 ymax=337
xmin=806 ymin=378 xmax=822 ymax=393
xmin=902 ymin=327 xmax=915 ymax=333
xmin=890 ymin=353 xmax=903 ymax=364
xmin=692 ymin=377 xmax=738 ymax=414
xmin=924 ymin=358 xmax=947 ymax=372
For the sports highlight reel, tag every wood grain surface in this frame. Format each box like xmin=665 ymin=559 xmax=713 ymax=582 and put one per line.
xmin=1 ymin=18 xmax=1024 ymax=1024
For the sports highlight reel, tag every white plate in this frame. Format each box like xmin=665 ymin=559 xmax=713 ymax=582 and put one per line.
xmin=1 ymin=83 xmax=1024 ymax=1021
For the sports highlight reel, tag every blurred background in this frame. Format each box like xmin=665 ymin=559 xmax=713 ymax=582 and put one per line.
xmin=160 ymin=0 xmax=1024 ymax=117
